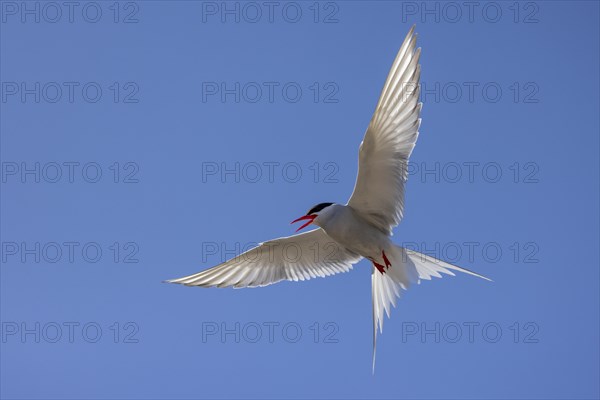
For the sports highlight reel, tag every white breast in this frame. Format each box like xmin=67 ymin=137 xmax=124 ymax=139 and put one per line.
xmin=315 ymin=204 xmax=391 ymax=260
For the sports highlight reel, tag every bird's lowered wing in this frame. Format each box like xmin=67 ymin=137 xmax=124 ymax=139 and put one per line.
xmin=347 ymin=25 xmax=422 ymax=235
xmin=166 ymin=229 xmax=362 ymax=288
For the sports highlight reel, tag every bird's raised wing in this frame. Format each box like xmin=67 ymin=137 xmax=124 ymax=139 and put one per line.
xmin=347 ymin=26 xmax=422 ymax=235
xmin=166 ymin=229 xmax=362 ymax=288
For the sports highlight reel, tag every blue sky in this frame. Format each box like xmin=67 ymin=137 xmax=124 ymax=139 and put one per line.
xmin=1 ymin=1 xmax=599 ymax=399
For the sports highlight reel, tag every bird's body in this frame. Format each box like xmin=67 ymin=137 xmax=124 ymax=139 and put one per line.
xmin=167 ymin=26 xmax=490 ymax=372
xmin=315 ymin=204 xmax=391 ymax=263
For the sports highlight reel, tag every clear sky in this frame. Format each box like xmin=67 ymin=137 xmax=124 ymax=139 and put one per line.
xmin=1 ymin=1 xmax=599 ymax=399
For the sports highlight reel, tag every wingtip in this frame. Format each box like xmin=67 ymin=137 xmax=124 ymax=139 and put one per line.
xmin=405 ymin=24 xmax=416 ymax=42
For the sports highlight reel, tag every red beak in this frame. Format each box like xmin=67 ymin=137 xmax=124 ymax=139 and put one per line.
xmin=291 ymin=214 xmax=316 ymax=232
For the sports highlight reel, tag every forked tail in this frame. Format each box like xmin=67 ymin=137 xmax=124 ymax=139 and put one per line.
xmin=371 ymin=245 xmax=491 ymax=373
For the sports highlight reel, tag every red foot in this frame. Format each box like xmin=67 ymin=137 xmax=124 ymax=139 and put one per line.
xmin=372 ymin=260 xmax=386 ymax=274
xmin=372 ymin=250 xmax=392 ymax=275
xmin=382 ymin=250 xmax=392 ymax=269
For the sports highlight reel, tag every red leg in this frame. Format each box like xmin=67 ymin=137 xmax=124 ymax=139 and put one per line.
xmin=382 ymin=250 xmax=392 ymax=270
xmin=370 ymin=258 xmax=387 ymax=274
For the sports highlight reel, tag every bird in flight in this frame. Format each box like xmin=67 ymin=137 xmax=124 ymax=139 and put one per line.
xmin=167 ymin=25 xmax=490 ymax=372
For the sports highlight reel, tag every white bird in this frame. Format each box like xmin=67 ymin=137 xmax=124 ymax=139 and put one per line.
xmin=167 ymin=25 xmax=490 ymax=372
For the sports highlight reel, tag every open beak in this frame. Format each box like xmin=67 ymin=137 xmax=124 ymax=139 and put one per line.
xmin=291 ymin=214 xmax=316 ymax=232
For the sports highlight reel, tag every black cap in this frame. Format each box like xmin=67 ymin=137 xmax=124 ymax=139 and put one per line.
xmin=307 ymin=202 xmax=334 ymax=215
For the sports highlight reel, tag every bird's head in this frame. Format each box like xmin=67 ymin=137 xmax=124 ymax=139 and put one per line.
xmin=291 ymin=202 xmax=336 ymax=232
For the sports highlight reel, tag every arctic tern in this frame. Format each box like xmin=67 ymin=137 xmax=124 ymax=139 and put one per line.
xmin=167 ymin=25 xmax=490 ymax=372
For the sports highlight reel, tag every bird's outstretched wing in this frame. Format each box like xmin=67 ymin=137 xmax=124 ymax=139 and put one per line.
xmin=347 ymin=25 xmax=422 ymax=235
xmin=166 ymin=229 xmax=362 ymax=288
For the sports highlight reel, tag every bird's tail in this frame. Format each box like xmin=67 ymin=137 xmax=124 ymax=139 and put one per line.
xmin=371 ymin=245 xmax=490 ymax=373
